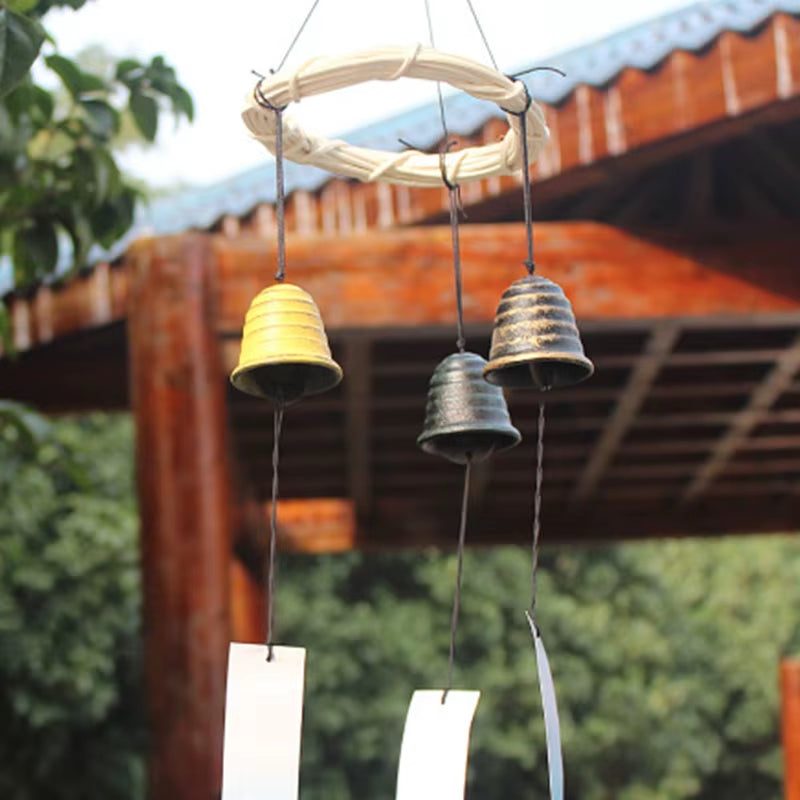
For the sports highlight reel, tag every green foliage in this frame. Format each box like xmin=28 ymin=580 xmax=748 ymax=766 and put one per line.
xmin=0 ymin=406 xmax=144 ymax=800
xmin=0 ymin=1 xmax=194 ymax=295
xmin=0 ymin=9 xmax=45 ymax=96
xmin=277 ymin=538 xmax=800 ymax=800
xmin=1 ymin=405 xmax=798 ymax=798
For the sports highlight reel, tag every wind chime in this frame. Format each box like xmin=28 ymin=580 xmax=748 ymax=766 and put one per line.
xmin=223 ymin=2 xmax=593 ymax=797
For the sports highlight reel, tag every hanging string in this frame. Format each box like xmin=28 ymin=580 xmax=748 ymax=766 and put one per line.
xmin=443 ymin=458 xmax=472 ymax=703
xmin=465 ymin=0 xmax=499 ymax=70
xmin=272 ymin=0 xmax=323 ymax=74
xmin=424 ymin=0 xmax=450 ymax=152
xmin=517 ymin=90 xmax=536 ymax=276
xmin=266 ymin=406 xmax=285 ymax=661
xmin=253 ymin=82 xmax=288 ymax=282
xmin=528 ymin=400 xmax=545 ymax=625
xmin=424 ymin=0 xmax=467 ymax=352
xmin=441 ymin=150 xmax=466 ymax=353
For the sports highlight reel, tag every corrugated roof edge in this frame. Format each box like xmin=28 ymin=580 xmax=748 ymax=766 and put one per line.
xmin=2 ymin=0 xmax=798 ymax=297
xmin=133 ymin=0 xmax=800 ymax=235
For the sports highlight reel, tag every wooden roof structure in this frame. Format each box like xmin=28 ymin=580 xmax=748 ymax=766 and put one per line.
xmin=2 ymin=4 xmax=800 ymax=798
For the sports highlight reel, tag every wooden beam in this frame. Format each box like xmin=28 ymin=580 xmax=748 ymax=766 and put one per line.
xmin=233 ymin=493 xmax=800 ymax=554
xmin=682 ymin=151 xmax=715 ymax=225
xmin=238 ymin=410 xmax=800 ymax=460
xmin=344 ymin=337 xmax=372 ymax=520
xmin=572 ymin=323 xmax=680 ymax=503
xmin=127 ymin=235 xmax=232 ymax=800
xmin=213 ymin=223 xmax=800 ymax=336
xmin=358 ymin=495 xmax=800 ymax=548
xmin=683 ymin=334 xmax=800 ymax=501
xmin=1 ymin=262 xmax=128 ymax=356
xmin=782 ymin=658 xmax=800 ymax=800
xmin=270 ymin=498 xmax=356 ymax=553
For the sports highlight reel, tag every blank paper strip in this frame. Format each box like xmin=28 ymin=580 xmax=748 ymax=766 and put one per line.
xmin=221 ymin=644 xmax=306 ymax=800
xmin=395 ymin=690 xmax=480 ymax=800
xmin=527 ymin=615 xmax=565 ymax=800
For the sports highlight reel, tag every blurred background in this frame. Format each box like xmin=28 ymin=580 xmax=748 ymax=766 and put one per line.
xmin=1 ymin=1 xmax=800 ymax=799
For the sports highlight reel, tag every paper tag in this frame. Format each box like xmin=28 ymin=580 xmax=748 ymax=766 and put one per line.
xmin=527 ymin=613 xmax=564 ymax=800
xmin=395 ymin=689 xmax=480 ymax=800
xmin=221 ymin=643 xmax=306 ymax=800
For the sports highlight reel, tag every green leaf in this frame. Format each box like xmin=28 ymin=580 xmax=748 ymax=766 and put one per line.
xmin=114 ymin=57 xmax=142 ymax=84
xmin=62 ymin=209 xmax=92 ymax=268
xmin=7 ymin=0 xmax=40 ymax=15
xmin=81 ymin=98 xmax=119 ymax=138
xmin=89 ymin=148 xmax=120 ymax=204
xmin=13 ymin=217 xmax=58 ymax=277
xmin=129 ymin=90 xmax=157 ymax=141
xmin=170 ymin=85 xmax=193 ymax=122
xmin=0 ymin=9 xmax=45 ymax=97
xmin=76 ymin=71 xmax=108 ymax=94
xmin=45 ymin=53 xmax=82 ymax=98
xmin=88 ymin=202 xmax=119 ymax=244
xmin=5 ymin=81 xmax=53 ymax=124
xmin=89 ymin=191 xmax=132 ymax=246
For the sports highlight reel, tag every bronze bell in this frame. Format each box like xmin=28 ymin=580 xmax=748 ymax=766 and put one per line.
xmin=483 ymin=274 xmax=593 ymax=390
xmin=418 ymin=351 xmax=521 ymax=464
xmin=230 ymin=283 xmax=343 ymax=404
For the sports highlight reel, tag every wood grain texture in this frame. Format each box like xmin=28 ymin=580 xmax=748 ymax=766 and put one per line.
xmin=213 ymin=222 xmax=800 ymax=336
xmin=128 ymin=234 xmax=232 ymax=800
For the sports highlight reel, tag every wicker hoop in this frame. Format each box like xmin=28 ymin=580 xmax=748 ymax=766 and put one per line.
xmin=242 ymin=44 xmax=549 ymax=188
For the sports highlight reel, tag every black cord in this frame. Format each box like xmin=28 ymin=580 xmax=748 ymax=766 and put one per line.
xmin=266 ymin=406 xmax=285 ymax=661
xmin=528 ymin=402 xmax=545 ymax=625
xmin=443 ymin=458 xmax=472 ymax=703
xmin=252 ymin=84 xmax=288 ymax=282
xmin=440 ymin=147 xmax=467 ymax=353
xmin=518 ymin=97 xmax=535 ymax=275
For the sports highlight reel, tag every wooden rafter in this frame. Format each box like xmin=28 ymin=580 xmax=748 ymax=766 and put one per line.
xmin=681 ymin=151 xmax=715 ymax=224
xmin=572 ymin=323 xmax=681 ymax=503
xmin=683 ymin=333 xmax=800 ymax=501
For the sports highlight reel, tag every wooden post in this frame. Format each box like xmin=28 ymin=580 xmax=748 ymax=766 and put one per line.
xmin=230 ymin=558 xmax=266 ymax=644
xmin=782 ymin=658 xmax=800 ymax=800
xmin=128 ymin=234 xmax=232 ymax=800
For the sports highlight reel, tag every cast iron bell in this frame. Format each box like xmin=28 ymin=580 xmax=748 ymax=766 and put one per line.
xmin=418 ymin=351 xmax=521 ymax=464
xmin=230 ymin=282 xmax=343 ymax=404
xmin=483 ymin=274 xmax=593 ymax=390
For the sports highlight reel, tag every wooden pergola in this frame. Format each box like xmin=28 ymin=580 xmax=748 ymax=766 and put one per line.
xmin=2 ymin=6 xmax=800 ymax=799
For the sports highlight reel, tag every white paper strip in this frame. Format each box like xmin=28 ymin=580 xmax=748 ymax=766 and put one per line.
xmin=395 ymin=690 xmax=480 ymax=800
xmin=527 ymin=613 xmax=564 ymax=800
xmin=221 ymin=643 xmax=306 ymax=800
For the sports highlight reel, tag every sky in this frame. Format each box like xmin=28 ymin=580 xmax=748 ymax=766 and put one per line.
xmin=44 ymin=0 xmax=694 ymax=189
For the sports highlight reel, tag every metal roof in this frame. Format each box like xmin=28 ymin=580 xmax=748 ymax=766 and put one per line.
xmin=2 ymin=0 xmax=798 ymax=291
xmin=131 ymin=0 xmax=800 ymax=237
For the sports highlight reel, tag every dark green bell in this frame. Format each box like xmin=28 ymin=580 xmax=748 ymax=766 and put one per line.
xmin=483 ymin=274 xmax=594 ymax=390
xmin=417 ymin=351 xmax=521 ymax=464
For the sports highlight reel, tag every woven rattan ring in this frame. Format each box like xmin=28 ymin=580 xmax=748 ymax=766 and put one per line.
xmin=242 ymin=44 xmax=549 ymax=188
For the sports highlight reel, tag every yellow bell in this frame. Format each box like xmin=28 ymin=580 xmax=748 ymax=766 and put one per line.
xmin=230 ymin=283 xmax=343 ymax=404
